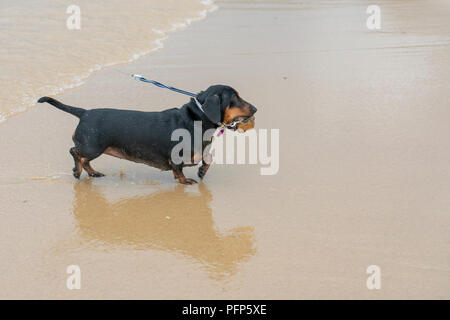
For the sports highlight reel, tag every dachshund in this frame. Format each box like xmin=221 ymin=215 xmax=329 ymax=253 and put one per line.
xmin=38 ymin=85 xmax=257 ymax=184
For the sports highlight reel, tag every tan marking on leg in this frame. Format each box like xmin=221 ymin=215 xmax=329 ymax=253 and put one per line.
xmin=73 ymin=160 xmax=82 ymax=179
xmin=81 ymin=158 xmax=105 ymax=177
xmin=70 ymin=147 xmax=83 ymax=179
xmin=172 ymin=169 xmax=197 ymax=185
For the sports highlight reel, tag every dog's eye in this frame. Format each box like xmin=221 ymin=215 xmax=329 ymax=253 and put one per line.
xmin=230 ymin=98 xmax=240 ymax=108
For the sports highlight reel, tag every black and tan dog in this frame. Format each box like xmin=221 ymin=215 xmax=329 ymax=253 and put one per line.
xmin=38 ymin=85 xmax=257 ymax=184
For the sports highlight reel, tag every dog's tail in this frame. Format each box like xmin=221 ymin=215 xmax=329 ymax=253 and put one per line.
xmin=37 ymin=97 xmax=86 ymax=118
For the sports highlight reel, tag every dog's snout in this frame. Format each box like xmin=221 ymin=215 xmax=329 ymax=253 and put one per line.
xmin=250 ymin=105 xmax=257 ymax=114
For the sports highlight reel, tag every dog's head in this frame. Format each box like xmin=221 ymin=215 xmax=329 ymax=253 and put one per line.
xmin=196 ymin=85 xmax=257 ymax=132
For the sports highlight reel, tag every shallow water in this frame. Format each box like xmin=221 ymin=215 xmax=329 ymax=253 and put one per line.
xmin=0 ymin=0 xmax=215 ymax=122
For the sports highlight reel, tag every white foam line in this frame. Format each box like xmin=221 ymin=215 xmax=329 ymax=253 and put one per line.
xmin=1 ymin=0 xmax=218 ymax=125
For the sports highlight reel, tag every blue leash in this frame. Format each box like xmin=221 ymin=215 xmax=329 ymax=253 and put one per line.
xmin=131 ymin=74 xmax=225 ymax=135
xmin=131 ymin=74 xmax=197 ymax=97
xmin=131 ymin=74 xmax=254 ymax=135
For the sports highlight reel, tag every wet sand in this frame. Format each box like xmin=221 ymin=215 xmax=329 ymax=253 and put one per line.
xmin=0 ymin=0 xmax=449 ymax=299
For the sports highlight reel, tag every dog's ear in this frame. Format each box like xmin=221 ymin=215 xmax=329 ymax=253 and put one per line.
xmin=220 ymin=91 xmax=232 ymax=110
xmin=202 ymin=94 xmax=221 ymax=124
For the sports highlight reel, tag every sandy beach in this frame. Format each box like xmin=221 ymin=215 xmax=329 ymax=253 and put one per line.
xmin=0 ymin=0 xmax=449 ymax=299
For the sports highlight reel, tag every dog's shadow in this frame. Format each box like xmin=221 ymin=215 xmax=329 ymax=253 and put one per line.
xmin=72 ymin=179 xmax=255 ymax=279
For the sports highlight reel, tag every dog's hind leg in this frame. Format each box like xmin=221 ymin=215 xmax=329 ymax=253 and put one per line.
xmin=70 ymin=147 xmax=83 ymax=179
xmin=70 ymin=145 xmax=105 ymax=179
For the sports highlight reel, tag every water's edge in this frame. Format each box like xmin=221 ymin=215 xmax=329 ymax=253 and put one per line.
xmin=0 ymin=0 xmax=217 ymax=124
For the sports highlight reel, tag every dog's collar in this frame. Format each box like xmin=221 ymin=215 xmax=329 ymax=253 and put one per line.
xmin=194 ymin=97 xmax=219 ymax=124
xmin=193 ymin=97 xmax=254 ymax=137
xmin=194 ymin=97 xmax=225 ymax=136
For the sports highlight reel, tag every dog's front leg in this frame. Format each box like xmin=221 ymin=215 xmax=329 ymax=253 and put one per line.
xmin=170 ymin=162 xmax=197 ymax=185
xmin=198 ymin=151 xmax=212 ymax=180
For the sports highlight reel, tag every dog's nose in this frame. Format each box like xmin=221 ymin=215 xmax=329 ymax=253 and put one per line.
xmin=250 ymin=104 xmax=257 ymax=114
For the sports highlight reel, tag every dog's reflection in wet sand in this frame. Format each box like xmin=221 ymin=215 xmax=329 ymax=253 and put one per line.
xmin=72 ymin=180 xmax=255 ymax=279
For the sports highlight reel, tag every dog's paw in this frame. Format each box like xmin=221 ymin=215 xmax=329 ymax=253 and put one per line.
xmin=197 ymin=164 xmax=210 ymax=180
xmin=89 ymin=172 xmax=105 ymax=178
xmin=180 ymin=178 xmax=197 ymax=185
